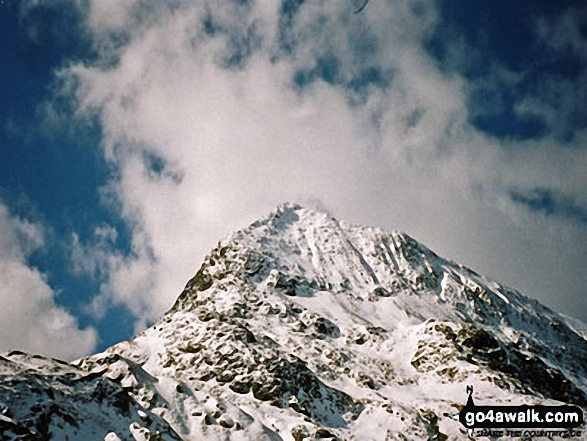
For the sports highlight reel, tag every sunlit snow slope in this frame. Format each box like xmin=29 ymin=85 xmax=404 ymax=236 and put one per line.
xmin=1 ymin=203 xmax=586 ymax=440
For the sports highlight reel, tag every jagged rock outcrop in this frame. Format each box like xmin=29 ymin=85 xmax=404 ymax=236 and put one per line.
xmin=1 ymin=203 xmax=586 ymax=440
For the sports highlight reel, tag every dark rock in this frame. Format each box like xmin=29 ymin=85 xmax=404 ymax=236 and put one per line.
xmin=178 ymin=345 xmax=200 ymax=354
xmin=219 ymin=418 xmax=234 ymax=428
xmin=252 ymin=381 xmax=278 ymax=401
xmin=367 ymin=326 xmax=387 ymax=336
xmin=372 ymin=287 xmax=391 ymax=297
xmin=291 ymin=424 xmax=310 ymax=441
xmin=275 ymin=274 xmax=299 ymax=296
xmin=197 ymin=372 xmax=214 ymax=382
xmin=243 ymin=251 xmax=266 ymax=276
xmin=456 ymin=326 xmax=587 ymax=407
xmin=217 ymin=370 xmax=236 ymax=384
xmin=229 ymin=379 xmax=252 ymax=394
xmin=420 ymin=409 xmax=447 ymax=441
xmin=233 ymin=326 xmax=257 ymax=344
xmin=315 ymin=428 xmax=337 ymax=438
xmin=459 ymin=328 xmax=499 ymax=352
xmin=175 ymin=384 xmax=188 ymax=394
xmin=188 ymin=267 xmax=213 ymax=292
xmin=356 ymin=372 xmax=377 ymax=390
xmin=92 ymin=379 xmax=133 ymax=416
xmin=198 ymin=311 xmax=217 ymax=322
xmin=314 ymin=317 xmax=340 ymax=338
xmin=354 ymin=335 xmax=367 ymax=345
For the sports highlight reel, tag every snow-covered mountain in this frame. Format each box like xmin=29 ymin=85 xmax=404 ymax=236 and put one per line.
xmin=1 ymin=203 xmax=586 ymax=440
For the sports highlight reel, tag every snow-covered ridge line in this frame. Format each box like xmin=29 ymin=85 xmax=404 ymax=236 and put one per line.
xmin=2 ymin=203 xmax=586 ymax=440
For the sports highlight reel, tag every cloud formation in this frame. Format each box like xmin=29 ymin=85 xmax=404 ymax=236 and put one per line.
xmin=0 ymin=201 xmax=97 ymax=360
xmin=55 ymin=0 xmax=586 ymax=327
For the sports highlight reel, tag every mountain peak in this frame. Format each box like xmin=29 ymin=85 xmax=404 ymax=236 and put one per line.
xmin=2 ymin=205 xmax=586 ymax=440
xmin=173 ymin=202 xmax=443 ymax=315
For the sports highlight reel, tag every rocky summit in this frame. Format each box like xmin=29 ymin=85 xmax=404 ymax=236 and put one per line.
xmin=1 ymin=203 xmax=586 ymax=440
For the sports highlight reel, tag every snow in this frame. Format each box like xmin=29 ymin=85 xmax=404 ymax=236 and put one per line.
xmin=1 ymin=203 xmax=586 ymax=440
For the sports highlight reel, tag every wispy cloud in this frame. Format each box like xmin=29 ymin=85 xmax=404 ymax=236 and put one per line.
xmin=510 ymin=187 xmax=587 ymax=223
xmin=29 ymin=0 xmax=587 ymax=326
xmin=0 ymin=201 xmax=97 ymax=359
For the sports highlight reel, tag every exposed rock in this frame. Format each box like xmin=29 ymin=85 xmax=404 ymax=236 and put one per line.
xmin=2 ymin=204 xmax=586 ymax=440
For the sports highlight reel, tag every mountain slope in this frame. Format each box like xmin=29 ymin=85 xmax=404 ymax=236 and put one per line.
xmin=2 ymin=203 xmax=586 ymax=440
xmin=0 ymin=351 xmax=180 ymax=440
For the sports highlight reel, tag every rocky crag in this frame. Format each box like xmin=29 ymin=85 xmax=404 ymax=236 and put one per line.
xmin=1 ymin=203 xmax=586 ymax=440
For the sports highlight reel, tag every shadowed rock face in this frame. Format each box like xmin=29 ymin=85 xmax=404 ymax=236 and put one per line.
xmin=0 ymin=352 xmax=180 ymax=440
xmin=459 ymin=332 xmax=587 ymax=408
xmin=1 ymin=204 xmax=586 ymax=440
xmin=412 ymin=323 xmax=587 ymax=407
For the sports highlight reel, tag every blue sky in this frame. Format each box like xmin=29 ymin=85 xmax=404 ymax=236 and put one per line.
xmin=1 ymin=0 xmax=586 ymax=359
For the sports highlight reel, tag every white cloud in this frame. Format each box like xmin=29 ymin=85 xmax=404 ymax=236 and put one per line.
xmin=57 ymin=0 xmax=587 ymax=325
xmin=71 ymin=223 xmax=156 ymax=331
xmin=0 ymin=202 xmax=97 ymax=360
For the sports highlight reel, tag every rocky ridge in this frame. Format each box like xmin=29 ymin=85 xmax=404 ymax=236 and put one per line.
xmin=1 ymin=203 xmax=586 ymax=440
